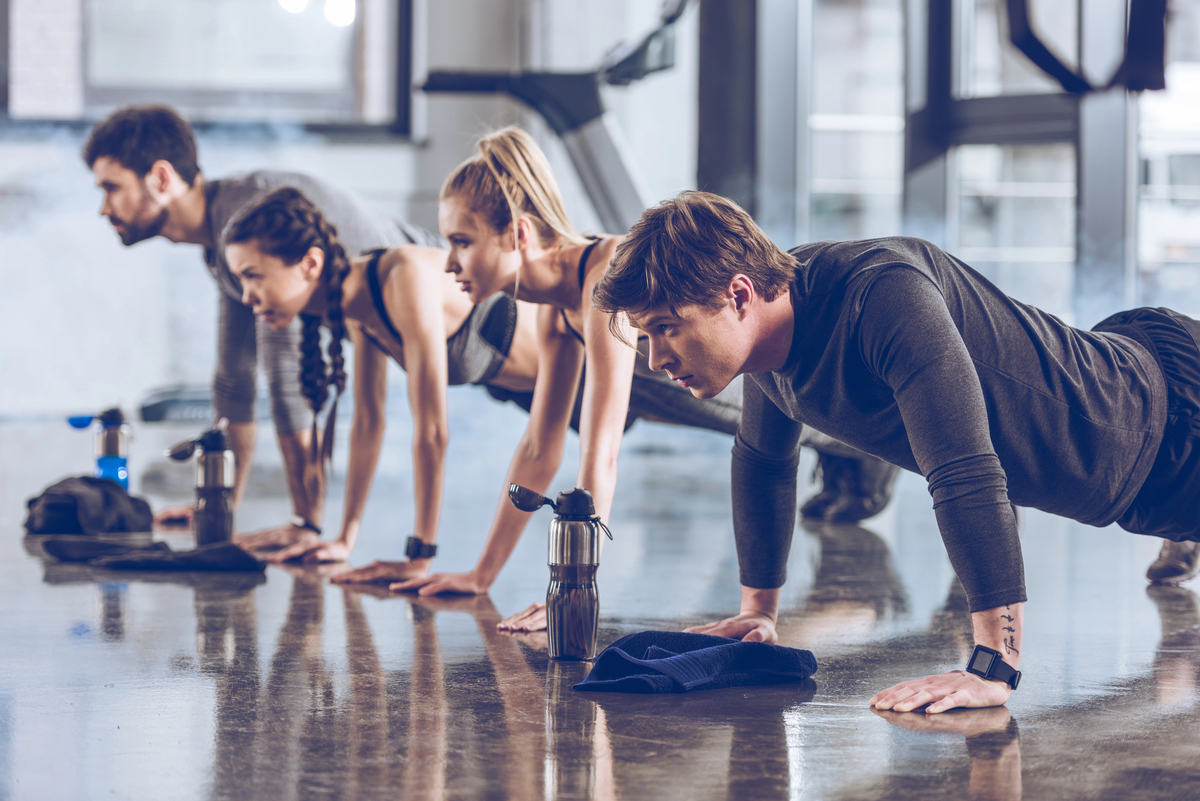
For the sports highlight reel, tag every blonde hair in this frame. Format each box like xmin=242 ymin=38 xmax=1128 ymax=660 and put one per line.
xmin=441 ymin=126 xmax=590 ymax=250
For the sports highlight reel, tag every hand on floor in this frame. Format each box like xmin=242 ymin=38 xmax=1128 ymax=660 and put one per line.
xmin=153 ymin=504 xmax=194 ymax=529
xmin=685 ymin=611 xmax=777 ymax=643
xmin=390 ymin=569 xmax=488 ymax=597
xmin=265 ymin=538 xmax=350 ymax=564
xmin=236 ymin=524 xmax=316 ymax=551
xmin=869 ymin=670 xmax=1011 ymax=713
xmin=497 ymin=602 xmax=546 ymax=632
xmin=331 ymin=560 xmax=430 ymax=585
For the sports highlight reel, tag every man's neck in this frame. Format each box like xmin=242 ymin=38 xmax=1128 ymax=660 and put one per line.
xmin=159 ymin=176 xmax=211 ymax=248
xmin=745 ymin=289 xmax=795 ymax=374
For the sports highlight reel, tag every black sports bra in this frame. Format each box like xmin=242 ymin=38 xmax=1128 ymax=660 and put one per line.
xmin=360 ymin=249 xmax=517 ymax=386
xmin=561 ymin=237 xmax=604 ymax=345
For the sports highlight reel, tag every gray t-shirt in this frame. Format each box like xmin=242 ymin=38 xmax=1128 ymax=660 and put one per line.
xmin=204 ymin=170 xmax=441 ymax=301
xmin=733 ymin=236 xmax=1166 ymax=612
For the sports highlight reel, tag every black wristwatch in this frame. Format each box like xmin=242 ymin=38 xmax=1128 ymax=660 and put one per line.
xmin=405 ymin=536 xmax=438 ymax=560
xmin=965 ymin=645 xmax=1021 ymax=689
xmin=289 ymin=515 xmax=322 ymax=535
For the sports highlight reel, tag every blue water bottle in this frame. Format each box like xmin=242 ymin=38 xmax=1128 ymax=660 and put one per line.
xmin=68 ymin=408 xmax=130 ymax=490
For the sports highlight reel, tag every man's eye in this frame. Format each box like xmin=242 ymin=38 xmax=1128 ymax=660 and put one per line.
xmin=659 ymin=324 xmax=673 ymax=335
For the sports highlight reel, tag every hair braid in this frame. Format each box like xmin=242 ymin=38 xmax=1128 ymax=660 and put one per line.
xmin=224 ymin=186 xmax=353 ymax=468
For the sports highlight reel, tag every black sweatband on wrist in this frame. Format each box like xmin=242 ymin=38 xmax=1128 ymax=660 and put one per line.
xmin=405 ymin=536 xmax=437 ymax=560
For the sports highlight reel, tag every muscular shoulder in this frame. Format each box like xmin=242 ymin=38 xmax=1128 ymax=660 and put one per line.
xmin=377 ymin=246 xmax=448 ymax=293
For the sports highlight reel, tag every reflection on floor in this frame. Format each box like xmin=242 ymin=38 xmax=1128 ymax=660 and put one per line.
xmin=3 ymin=416 xmax=1200 ymax=799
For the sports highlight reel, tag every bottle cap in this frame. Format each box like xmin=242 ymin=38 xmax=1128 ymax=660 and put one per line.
xmin=554 ymin=488 xmax=596 ymax=519
xmin=198 ymin=427 xmax=229 ymax=452
xmin=98 ymin=408 xmax=125 ymax=427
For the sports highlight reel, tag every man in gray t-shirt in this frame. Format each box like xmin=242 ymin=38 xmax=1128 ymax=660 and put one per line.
xmin=84 ymin=105 xmax=436 ymax=534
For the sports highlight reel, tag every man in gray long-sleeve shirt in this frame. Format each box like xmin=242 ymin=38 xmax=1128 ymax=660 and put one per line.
xmin=593 ymin=191 xmax=1200 ymax=713
xmin=84 ymin=105 xmax=437 ymax=534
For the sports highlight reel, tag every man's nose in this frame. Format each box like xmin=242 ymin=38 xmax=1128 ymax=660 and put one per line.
xmin=100 ymin=197 xmax=112 ymax=217
xmin=647 ymin=339 xmax=671 ymax=372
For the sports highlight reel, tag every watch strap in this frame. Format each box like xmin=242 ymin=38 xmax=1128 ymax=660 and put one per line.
xmin=405 ymin=536 xmax=438 ymax=560
xmin=289 ymin=515 xmax=322 ymax=535
xmin=966 ymin=645 xmax=1021 ymax=690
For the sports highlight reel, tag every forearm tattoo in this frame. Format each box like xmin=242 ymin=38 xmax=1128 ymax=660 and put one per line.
xmin=1000 ymin=605 xmax=1019 ymax=655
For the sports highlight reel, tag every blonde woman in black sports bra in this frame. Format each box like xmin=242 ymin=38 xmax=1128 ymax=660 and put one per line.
xmin=393 ymin=126 xmax=743 ymax=631
xmin=223 ymin=187 xmax=539 ymax=582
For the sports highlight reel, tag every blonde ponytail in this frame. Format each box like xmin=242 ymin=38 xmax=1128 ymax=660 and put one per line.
xmin=441 ymin=126 xmax=590 ymax=250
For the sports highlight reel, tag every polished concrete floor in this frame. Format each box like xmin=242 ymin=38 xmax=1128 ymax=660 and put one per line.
xmin=3 ymin=393 xmax=1200 ymax=800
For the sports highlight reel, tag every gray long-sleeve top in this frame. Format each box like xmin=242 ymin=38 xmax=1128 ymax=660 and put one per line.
xmin=734 ymin=237 xmax=1167 ymax=611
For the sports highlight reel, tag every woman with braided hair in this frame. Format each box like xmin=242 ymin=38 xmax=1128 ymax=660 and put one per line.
xmin=223 ymin=186 xmax=541 ymax=578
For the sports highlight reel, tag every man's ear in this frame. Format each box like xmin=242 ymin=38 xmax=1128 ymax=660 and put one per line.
xmin=144 ymin=159 xmax=179 ymax=199
xmin=729 ymin=274 xmax=755 ymax=317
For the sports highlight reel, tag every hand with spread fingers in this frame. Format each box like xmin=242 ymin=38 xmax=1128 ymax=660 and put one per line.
xmin=235 ymin=523 xmax=316 ymax=551
xmin=497 ymin=602 xmax=547 ymax=632
xmin=389 ymin=569 xmax=489 ymax=597
xmin=330 ymin=559 xmax=431 ymax=585
xmin=685 ymin=611 xmax=778 ymax=643
xmin=869 ymin=670 xmax=1012 ymax=714
xmin=153 ymin=505 xmax=194 ymax=529
xmin=265 ymin=537 xmax=351 ymax=564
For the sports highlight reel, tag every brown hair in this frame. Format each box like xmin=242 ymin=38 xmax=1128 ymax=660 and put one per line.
xmin=83 ymin=104 xmax=201 ymax=186
xmin=592 ymin=191 xmax=796 ymax=334
xmin=224 ymin=187 xmax=350 ymax=483
xmin=440 ymin=126 xmax=589 ymax=248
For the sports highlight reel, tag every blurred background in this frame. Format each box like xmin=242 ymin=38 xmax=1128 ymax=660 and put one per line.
xmin=1 ymin=0 xmax=1196 ymax=416
xmin=1 ymin=7 xmax=1196 ymax=796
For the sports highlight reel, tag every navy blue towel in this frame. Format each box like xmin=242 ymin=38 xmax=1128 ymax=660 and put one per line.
xmin=573 ymin=630 xmax=818 ymax=693
xmin=42 ymin=539 xmax=264 ymax=572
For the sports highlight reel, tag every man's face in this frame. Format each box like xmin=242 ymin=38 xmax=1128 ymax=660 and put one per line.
xmin=92 ymin=156 xmax=168 ymax=246
xmin=629 ymin=301 xmax=749 ymax=399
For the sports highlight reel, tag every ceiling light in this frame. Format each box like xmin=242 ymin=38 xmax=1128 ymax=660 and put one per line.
xmin=324 ymin=0 xmax=355 ymax=26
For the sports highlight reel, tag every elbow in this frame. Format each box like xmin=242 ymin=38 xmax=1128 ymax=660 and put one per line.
xmin=415 ymin=422 xmax=449 ymax=455
xmin=580 ymin=440 xmax=621 ymax=480
xmin=517 ymin=433 xmax=565 ymax=473
xmin=352 ymin=408 xmax=385 ymax=436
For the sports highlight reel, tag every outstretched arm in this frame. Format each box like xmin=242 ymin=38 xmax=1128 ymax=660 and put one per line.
xmin=270 ymin=324 xmax=390 ymax=564
xmin=498 ymin=261 xmax=639 ymax=632
xmin=859 ymin=268 xmax=1025 ymax=711
xmin=336 ymin=252 xmax=456 ymax=581
xmin=392 ymin=303 xmax=585 ymax=596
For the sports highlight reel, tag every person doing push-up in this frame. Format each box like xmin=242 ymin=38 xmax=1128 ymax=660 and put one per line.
xmin=591 ymin=190 xmax=1200 ymax=713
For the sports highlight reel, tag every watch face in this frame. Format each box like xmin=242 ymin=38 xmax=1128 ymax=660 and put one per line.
xmin=969 ymin=649 xmax=996 ymax=675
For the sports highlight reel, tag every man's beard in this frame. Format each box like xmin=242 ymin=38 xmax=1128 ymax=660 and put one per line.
xmin=109 ymin=189 xmax=168 ymax=246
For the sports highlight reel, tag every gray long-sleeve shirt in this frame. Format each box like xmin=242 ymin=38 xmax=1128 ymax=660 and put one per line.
xmin=734 ymin=237 xmax=1166 ymax=611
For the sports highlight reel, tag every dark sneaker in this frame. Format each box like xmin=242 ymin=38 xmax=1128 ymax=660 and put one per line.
xmin=800 ymin=452 xmax=900 ymax=523
xmin=1146 ymin=540 xmax=1200 ymax=585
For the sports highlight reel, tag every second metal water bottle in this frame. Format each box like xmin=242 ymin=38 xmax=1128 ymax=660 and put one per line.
xmin=509 ymin=484 xmax=612 ymax=660
xmin=168 ymin=423 xmax=236 ymax=546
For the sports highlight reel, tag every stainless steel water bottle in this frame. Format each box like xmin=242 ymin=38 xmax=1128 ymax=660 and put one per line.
xmin=168 ymin=422 xmax=236 ymax=546
xmin=509 ymin=484 xmax=613 ymax=660
xmin=68 ymin=408 xmax=130 ymax=489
